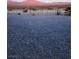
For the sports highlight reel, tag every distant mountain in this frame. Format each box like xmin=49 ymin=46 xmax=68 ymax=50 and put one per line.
xmin=7 ymin=0 xmax=71 ymax=9
xmin=42 ymin=2 xmax=70 ymax=7
xmin=24 ymin=0 xmax=45 ymax=6
xmin=7 ymin=0 xmax=45 ymax=6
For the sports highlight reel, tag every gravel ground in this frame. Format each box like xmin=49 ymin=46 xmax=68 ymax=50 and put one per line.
xmin=7 ymin=14 xmax=71 ymax=59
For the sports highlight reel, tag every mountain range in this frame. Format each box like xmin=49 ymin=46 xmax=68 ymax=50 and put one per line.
xmin=7 ymin=0 xmax=71 ymax=9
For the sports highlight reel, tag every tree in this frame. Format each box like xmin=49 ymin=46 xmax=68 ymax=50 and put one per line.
xmin=65 ymin=7 xmax=71 ymax=16
xmin=23 ymin=9 xmax=28 ymax=13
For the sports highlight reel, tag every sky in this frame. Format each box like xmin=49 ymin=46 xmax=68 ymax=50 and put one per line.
xmin=10 ymin=0 xmax=71 ymax=3
xmin=37 ymin=0 xmax=71 ymax=3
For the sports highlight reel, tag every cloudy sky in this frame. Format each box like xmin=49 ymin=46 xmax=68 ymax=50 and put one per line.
xmin=10 ymin=0 xmax=71 ymax=3
xmin=37 ymin=0 xmax=70 ymax=3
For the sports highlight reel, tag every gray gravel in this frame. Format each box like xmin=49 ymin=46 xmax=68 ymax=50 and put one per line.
xmin=7 ymin=15 xmax=71 ymax=59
